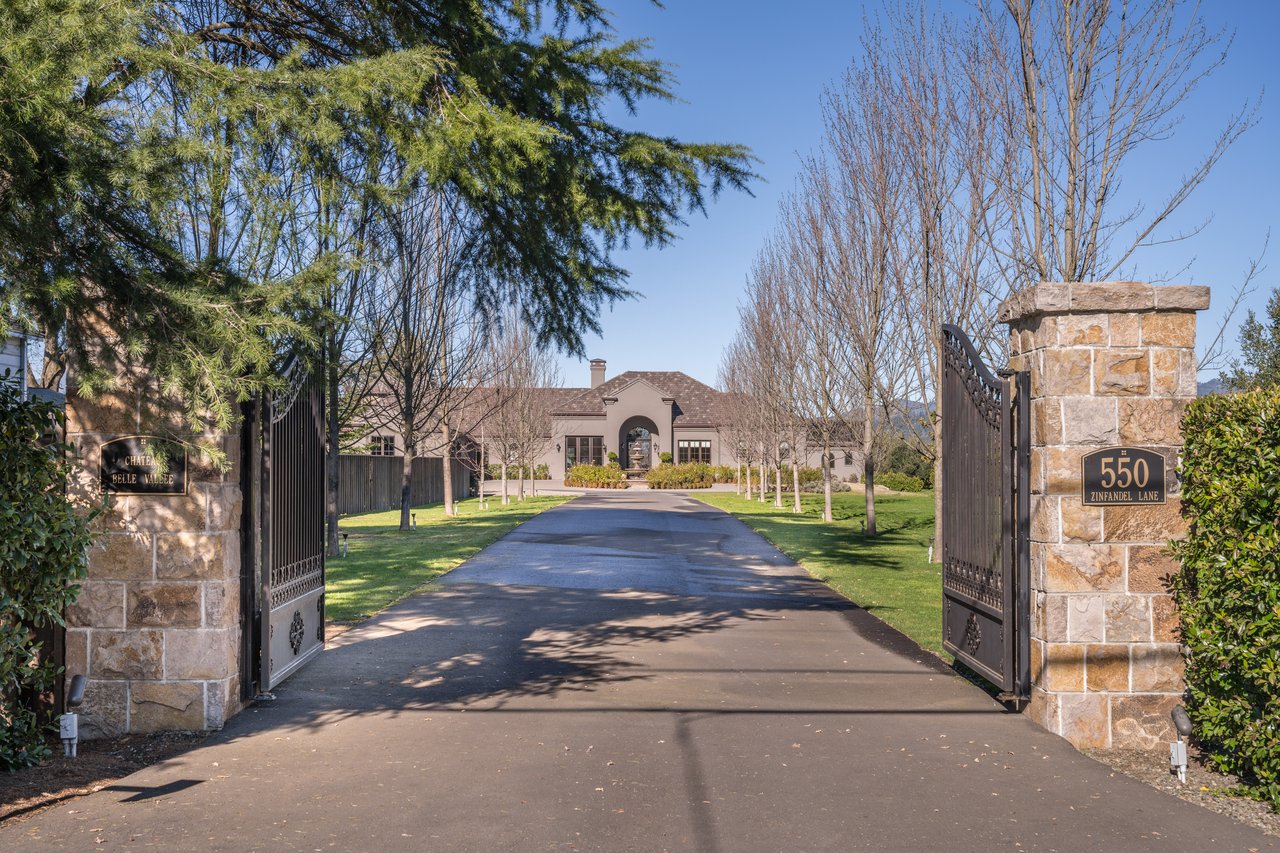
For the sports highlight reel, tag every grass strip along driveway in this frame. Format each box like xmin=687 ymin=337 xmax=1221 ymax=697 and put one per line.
xmin=692 ymin=490 xmax=944 ymax=656
xmin=326 ymin=495 xmax=571 ymax=624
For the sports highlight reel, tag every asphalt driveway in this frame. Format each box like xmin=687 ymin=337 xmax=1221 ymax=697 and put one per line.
xmin=2 ymin=491 xmax=1273 ymax=851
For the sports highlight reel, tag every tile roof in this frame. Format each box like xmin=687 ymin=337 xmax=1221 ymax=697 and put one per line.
xmin=553 ymin=371 xmax=727 ymax=427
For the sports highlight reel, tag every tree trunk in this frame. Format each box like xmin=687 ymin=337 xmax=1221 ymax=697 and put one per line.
xmin=752 ymin=448 xmax=762 ymax=502
xmin=745 ymin=458 xmax=753 ymax=500
xmin=863 ymin=392 xmax=877 ymax=536
xmin=736 ymin=460 xmax=743 ymax=496
xmin=325 ymin=346 xmax=341 ymax=557
xmin=518 ymin=463 xmax=526 ymax=501
xmin=822 ymin=445 xmax=833 ymax=523
xmin=773 ymin=463 xmax=782 ymax=509
xmin=399 ymin=443 xmax=413 ymax=531
xmin=501 ymin=460 xmax=509 ymax=505
xmin=479 ymin=432 xmax=487 ymax=509
xmin=441 ymin=422 xmax=454 ymax=517
xmin=791 ymin=461 xmax=801 ymax=514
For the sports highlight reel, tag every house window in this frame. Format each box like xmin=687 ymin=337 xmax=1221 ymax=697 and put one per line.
xmin=371 ymin=436 xmax=396 ymax=456
xmin=843 ymin=450 xmax=854 ymax=466
xmin=565 ymin=435 xmax=603 ymax=468
xmin=678 ymin=439 xmax=712 ymax=464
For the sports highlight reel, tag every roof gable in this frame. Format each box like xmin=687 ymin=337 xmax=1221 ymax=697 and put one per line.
xmin=551 ymin=370 xmax=726 ymax=426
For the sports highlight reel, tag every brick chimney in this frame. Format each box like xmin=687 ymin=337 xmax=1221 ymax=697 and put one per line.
xmin=590 ymin=358 xmax=606 ymax=388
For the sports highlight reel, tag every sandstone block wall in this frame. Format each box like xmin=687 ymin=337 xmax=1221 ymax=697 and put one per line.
xmin=65 ymin=386 xmax=243 ymax=738
xmin=1000 ymin=282 xmax=1207 ymax=748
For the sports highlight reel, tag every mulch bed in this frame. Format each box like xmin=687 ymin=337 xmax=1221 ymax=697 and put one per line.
xmin=1086 ymin=744 xmax=1280 ymax=837
xmin=0 ymin=731 xmax=208 ymax=828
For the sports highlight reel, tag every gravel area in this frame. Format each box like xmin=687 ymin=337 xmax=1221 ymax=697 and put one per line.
xmin=1086 ymin=744 xmax=1280 ymax=838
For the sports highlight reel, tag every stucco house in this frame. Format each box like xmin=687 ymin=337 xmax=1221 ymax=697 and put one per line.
xmin=358 ymin=358 xmax=866 ymax=484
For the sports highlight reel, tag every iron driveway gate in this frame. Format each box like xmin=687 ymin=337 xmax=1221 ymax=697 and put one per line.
xmin=242 ymin=357 xmax=326 ymax=696
xmin=940 ymin=324 xmax=1030 ymax=703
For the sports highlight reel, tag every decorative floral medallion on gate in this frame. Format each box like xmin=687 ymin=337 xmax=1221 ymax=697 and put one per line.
xmin=289 ymin=609 xmax=305 ymax=655
xmin=963 ymin=612 xmax=982 ymax=654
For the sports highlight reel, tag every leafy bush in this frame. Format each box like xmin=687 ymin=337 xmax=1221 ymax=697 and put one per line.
xmin=885 ymin=441 xmax=933 ymax=487
xmin=646 ymin=462 xmax=713 ymax=489
xmin=659 ymin=451 xmax=672 ymax=464
xmin=877 ymin=471 xmax=925 ymax=492
xmin=607 ymin=452 xmax=619 ymax=464
xmin=712 ymin=465 xmax=736 ymax=484
xmin=1172 ymin=387 xmax=1280 ymax=808
xmin=565 ymin=464 xmax=627 ymax=488
xmin=1 ymin=382 xmax=96 ymax=771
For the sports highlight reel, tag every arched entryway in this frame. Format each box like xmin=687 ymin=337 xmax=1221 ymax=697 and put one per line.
xmin=619 ymin=415 xmax=659 ymax=475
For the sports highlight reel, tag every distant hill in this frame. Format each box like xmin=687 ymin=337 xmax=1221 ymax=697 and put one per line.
xmin=1197 ymin=378 xmax=1224 ymax=396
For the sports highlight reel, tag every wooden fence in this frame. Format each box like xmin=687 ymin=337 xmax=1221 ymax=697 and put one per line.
xmin=337 ymin=455 xmax=473 ymax=515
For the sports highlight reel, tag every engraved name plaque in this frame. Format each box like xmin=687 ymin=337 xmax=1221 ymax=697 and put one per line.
xmin=100 ymin=435 xmax=187 ymax=495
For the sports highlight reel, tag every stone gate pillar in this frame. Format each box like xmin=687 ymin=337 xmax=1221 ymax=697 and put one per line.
xmin=64 ymin=381 xmax=243 ymax=739
xmin=999 ymin=282 xmax=1208 ymax=748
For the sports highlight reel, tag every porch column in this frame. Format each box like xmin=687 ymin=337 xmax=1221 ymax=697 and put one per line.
xmin=999 ymin=282 xmax=1208 ymax=748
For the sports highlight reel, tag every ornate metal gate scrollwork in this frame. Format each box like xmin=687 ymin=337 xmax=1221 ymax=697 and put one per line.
xmin=244 ymin=356 xmax=326 ymax=693
xmin=941 ymin=324 xmax=1030 ymax=702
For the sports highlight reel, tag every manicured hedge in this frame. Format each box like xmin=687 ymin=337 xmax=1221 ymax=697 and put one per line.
xmin=0 ymin=382 xmax=96 ymax=770
xmin=565 ymin=464 xmax=627 ymax=488
xmin=646 ymin=462 xmax=713 ymax=489
xmin=485 ymin=463 xmax=550 ymax=480
xmin=712 ymin=465 xmax=736 ymax=484
xmin=1172 ymin=386 xmax=1280 ymax=808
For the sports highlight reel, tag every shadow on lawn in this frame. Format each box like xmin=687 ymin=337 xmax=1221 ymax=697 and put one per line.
xmin=711 ymin=495 xmax=936 ymax=575
xmin=325 ymin=501 xmax=567 ymax=621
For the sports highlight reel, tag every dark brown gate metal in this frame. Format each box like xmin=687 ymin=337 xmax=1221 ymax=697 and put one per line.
xmin=242 ymin=357 xmax=326 ymax=695
xmin=940 ymin=324 xmax=1030 ymax=702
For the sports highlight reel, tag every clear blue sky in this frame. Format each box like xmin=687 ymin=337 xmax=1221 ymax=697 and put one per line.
xmin=553 ymin=1 xmax=1279 ymax=389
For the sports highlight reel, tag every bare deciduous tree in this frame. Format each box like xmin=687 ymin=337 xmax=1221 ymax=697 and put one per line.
xmin=485 ymin=319 xmax=561 ymax=504
xmin=369 ymin=186 xmax=486 ymax=529
xmin=985 ymin=0 xmax=1257 ymax=286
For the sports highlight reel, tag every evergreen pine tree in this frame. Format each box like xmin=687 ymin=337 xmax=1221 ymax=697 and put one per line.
xmin=1223 ymin=289 xmax=1280 ymax=391
xmin=0 ymin=0 xmax=755 ymax=427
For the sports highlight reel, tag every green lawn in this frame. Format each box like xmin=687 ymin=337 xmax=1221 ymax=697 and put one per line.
xmin=693 ymin=490 xmax=946 ymax=656
xmin=326 ymin=496 xmax=571 ymax=624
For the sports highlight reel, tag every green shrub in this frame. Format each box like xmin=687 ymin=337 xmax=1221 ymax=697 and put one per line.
xmin=565 ymin=464 xmax=627 ymax=488
xmin=886 ymin=441 xmax=933 ymax=487
xmin=659 ymin=451 xmax=673 ymax=464
xmin=1 ymin=382 xmax=97 ymax=771
xmin=877 ymin=471 xmax=925 ymax=492
xmin=646 ymin=462 xmax=713 ymax=489
xmin=1172 ymin=387 xmax=1280 ymax=809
